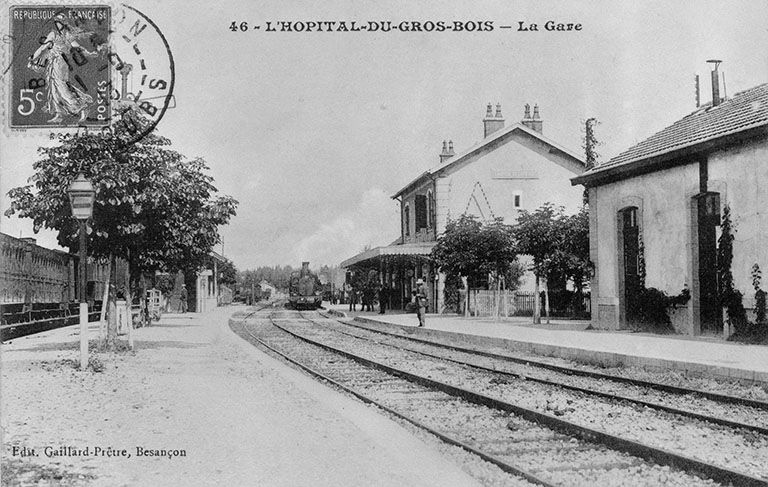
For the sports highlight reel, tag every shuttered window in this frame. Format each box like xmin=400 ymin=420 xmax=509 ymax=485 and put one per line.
xmin=415 ymin=195 xmax=428 ymax=231
xmin=404 ymin=205 xmax=410 ymax=236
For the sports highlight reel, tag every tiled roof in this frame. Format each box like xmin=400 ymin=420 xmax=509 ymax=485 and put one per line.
xmin=595 ymin=82 xmax=768 ymax=172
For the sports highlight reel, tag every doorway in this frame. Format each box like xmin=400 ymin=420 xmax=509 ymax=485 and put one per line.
xmin=696 ymin=192 xmax=721 ymax=333
xmin=621 ymin=207 xmax=641 ymax=324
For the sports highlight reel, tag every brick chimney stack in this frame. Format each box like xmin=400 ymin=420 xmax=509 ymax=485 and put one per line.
xmin=483 ymin=102 xmax=505 ymax=138
xmin=521 ymin=103 xmax=543 ymax=134
xmin=439 ymin=140 xmax=455 ymax=163
xmin=707 ymin=59 xmax=722 ymax=107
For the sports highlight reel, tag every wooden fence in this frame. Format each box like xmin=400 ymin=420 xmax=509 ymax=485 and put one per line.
xmin=458 ymin=289 xmax=590 ymax=318
xmin=1 ymin=302 xmax=102 ymax=341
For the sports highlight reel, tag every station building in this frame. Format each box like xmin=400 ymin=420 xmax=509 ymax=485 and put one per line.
xmin=341 ymin=103 xmax=585 ymax=312
xmin=572 ymin=78 xmax=768 ymax=335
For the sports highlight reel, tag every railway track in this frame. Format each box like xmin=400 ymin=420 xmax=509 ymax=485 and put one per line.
xmin=306 ymin=312 xmax=768 ymax=435
xmin=231 ymin=308 xmax=767 ymax=486
xmin=325 ymin=312 xmax=768 ymax=408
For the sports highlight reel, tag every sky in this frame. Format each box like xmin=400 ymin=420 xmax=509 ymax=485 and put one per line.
xmin=1 ymin=0 xmax=767 ymax=270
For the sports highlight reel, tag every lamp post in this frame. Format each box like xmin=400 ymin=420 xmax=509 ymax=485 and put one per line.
xmin=68 ymin=173 xmax=95 ymax=370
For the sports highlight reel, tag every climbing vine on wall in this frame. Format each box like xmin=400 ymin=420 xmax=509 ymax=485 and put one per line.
xmin=717 ymin=205 xmax=747 ymax=331
xmin=752 ymin=264 xmax=767 ymax=324
xmin=637 ymin=225 xmax=646 ymax=289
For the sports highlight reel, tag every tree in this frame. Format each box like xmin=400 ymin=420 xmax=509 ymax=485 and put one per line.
xmin=513 ymin=203 xmax=565 ymax=324
xmin=432 ymin=215 xmax=517 ymax=314
xmin=237 ymin=265 xmax=298 ymax=295
xmin=5 ymin=129 xmax=237 ymax=346
xmin=547 ymin=206 xmax=591 ymax=314
xmin=216 ymin=258 xmax=238 ymax=287
xmin=431 ymin=215 xmax=484 ymax=286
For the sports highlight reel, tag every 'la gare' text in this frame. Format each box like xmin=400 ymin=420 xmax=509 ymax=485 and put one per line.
xmin=518 ymin=21 xmax=582 ymax=32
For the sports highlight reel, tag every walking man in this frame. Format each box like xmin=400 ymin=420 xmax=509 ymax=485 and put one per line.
xmin=415 ymin=279 xmax=427 ymax=327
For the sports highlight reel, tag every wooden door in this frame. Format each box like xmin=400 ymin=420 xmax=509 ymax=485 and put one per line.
xmin=622 ymin=208 xmax=641 ymax=323
xmin=697 ymin=193 xmax=721 ymax=333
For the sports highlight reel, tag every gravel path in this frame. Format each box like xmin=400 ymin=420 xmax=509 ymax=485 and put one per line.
xmin=1 ymin=306 xmax=481 ymax=487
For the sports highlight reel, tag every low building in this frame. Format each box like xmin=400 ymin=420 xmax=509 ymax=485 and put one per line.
xmin=195 ymin=251 xmax=226 ymax=313
xmin=342 ymin=103 xmax=585 ymax=312
xmin=572 ymin=75 xmax=768 ymax=335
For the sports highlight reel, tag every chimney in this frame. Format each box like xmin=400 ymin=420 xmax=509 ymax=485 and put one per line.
xmin=707 ymin=59 xmax=722 ymax=107
xmin=483 ymin=102 xmax=505 ymax=138
xmin=439 ymin=140 xmax=452 ymax=163
xmin=695 ymin=75 xmax=700 ymax=108
xmin=521 ymin=103 xmax=543 ymax=134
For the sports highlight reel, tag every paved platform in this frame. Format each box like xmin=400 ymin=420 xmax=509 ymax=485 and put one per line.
xmin=324 ymin=304 xmax=768 ymax=385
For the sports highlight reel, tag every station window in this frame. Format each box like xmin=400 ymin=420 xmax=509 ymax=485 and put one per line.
xmin=427 ymin=191 xmax=434 ymax=228
xmin=404 ymin=204 xmax=410 ymax=236
xmin=415 ymin=195 xmax=428 ymax=231
xmin=513 ymin=192 xmax=522 ymax=208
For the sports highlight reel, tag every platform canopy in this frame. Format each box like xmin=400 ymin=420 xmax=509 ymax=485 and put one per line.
xmin=340 ymin=242 xmax=436 ymax=269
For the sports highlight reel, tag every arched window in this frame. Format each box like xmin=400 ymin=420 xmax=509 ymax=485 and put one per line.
xmin=404 ymin=204 xmax=410 ymax=236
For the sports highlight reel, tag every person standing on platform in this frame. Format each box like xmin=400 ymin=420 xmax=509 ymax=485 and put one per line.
xmin=347 ymin=283 xmax=356 ymax=312
xmin=378 ymin=284 xmax=387 ymax=314
xmin=415 ymin=279 xmax=428 ymax=327
xmin=180 ymin=285 xmax=188 ymax=314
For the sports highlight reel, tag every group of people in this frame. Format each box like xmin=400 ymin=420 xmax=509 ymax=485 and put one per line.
xmin=346 ymin=284 xmax=387 ymax=313
xmin=345 ymin=279 xmax=429 ymax=327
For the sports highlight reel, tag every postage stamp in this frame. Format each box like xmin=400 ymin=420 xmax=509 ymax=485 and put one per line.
xmin=8 ymin=5 xmax=111 ymax=128
xmin=3 ymin=2 xmax=174 ymax=144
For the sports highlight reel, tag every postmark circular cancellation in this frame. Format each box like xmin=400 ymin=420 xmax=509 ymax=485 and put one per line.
xmin=1 ymin=1 xmax=174 ymax=145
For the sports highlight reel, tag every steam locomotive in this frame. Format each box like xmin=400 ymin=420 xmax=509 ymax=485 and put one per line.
xmin=287 ymin=262 xmax=322 ymax=310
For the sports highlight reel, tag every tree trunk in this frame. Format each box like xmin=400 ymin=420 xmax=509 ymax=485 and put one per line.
xmin=99 ymin=262 xmax=111 ymax=342
xmin=125 ymin=254 xmax=134 ymax=350
xmin=501 ymin=277 xmax=507 ymax=317
xmin=544 ymin=278 xmax=550 ymax=324
xmin=184 ymin=270 xmax=197 ymax=313
xmin=140 ymin=274 xmax=148 ymax=327
xmin=107 ymin=254 xmax=118 ymax=348
xmin=574 ymin=274 xmax=584 ymax=315
xmin=463 ymin=276 xmax=469 ymax=318
xmin=533 ymin=274 xmax=541 ymax=324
